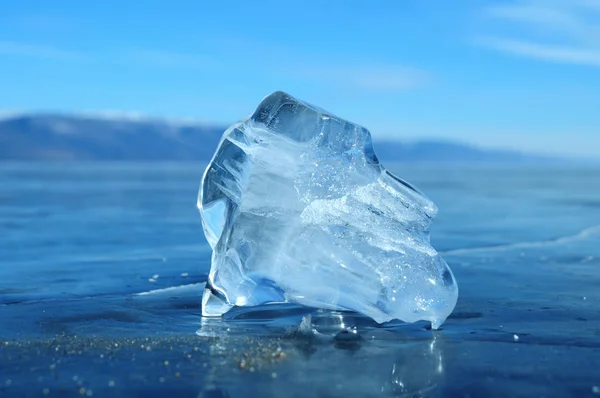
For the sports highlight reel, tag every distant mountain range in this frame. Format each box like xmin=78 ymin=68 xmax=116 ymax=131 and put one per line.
xmin=0 ymin=114 xmax=224 ymax=161
xmin=0 ymin=114 xmax=550 ymax=162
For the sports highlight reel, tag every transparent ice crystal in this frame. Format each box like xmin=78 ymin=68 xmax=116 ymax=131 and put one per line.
xmin=198 ymin=91 xmax=458 ymax=329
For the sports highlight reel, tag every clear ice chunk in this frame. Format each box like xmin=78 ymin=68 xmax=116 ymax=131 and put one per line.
xmin=197 ymin=91 xmax=458 ymax=329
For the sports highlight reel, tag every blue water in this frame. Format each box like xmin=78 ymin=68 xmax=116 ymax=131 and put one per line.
xmin=1 ymin=162 xmax=599 ymax=397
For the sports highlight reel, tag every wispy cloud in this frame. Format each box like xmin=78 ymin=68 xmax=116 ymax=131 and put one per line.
xmin=125 ymin=42 xmax=430 ymax=91
xmin=299 ymin=65 xmax=430 ymax=92
xmin=0 ymin=41 xmax=81 ymax=60
xmin=203 ymin=35 xmax=431 ymax=90
xmin=477 ymin=0 xmax=600 ymax=67
xmin=477 ymin=37 xmax=600 ymax=66
xmin=125 ymin=49 xmax=216 ymax=69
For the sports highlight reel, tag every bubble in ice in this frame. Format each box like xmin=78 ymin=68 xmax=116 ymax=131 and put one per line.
xmin=197 ymin=91 xmax=458 ymax=329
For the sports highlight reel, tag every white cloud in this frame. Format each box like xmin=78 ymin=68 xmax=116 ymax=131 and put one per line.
xmin=289 ymin=64 xmax=430 ymax=92
xmin=478 ymin=0 xmax=600 ymax=67
xmin=340 ymin=66 xmax=429 ymax=91
xmin=477 ymin=37 xmax=600 ymax=67
xmin=485 ymin=3 xmax=579 ymax=30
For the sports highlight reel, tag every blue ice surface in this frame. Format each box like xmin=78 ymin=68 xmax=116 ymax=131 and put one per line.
xmin=1 ymin=162 xmax=600 ymax=397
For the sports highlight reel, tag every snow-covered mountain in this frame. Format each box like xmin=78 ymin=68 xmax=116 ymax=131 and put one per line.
xmin=0 ymin=114 xmax=548 ymax=162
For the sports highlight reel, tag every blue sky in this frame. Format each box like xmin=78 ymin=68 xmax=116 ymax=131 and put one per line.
xmin=0 ymin=0 xmax=599 ymax=157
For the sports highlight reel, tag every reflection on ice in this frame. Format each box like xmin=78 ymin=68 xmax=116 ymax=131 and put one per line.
xmin=197 ymin=309 xmax=445 ymax=397
xmin=386 ymin=337 xmax=444 ymax=396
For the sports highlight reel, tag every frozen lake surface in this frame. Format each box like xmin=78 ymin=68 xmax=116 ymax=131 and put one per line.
xmin=1 ymin=162 xmax=599 ymax=397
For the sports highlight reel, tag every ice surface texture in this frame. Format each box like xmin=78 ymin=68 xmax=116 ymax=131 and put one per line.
xmin=198 ymin=91 xmax=458 ymax=329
